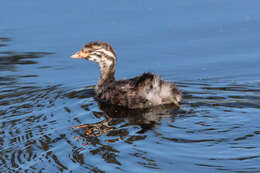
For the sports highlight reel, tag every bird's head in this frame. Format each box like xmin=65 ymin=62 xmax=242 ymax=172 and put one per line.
xmin=71 ymin=41 xmax=116 ymax=65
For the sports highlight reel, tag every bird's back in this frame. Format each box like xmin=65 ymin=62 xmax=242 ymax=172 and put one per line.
xmin=96 ymin=73 xmax=181 ymax=109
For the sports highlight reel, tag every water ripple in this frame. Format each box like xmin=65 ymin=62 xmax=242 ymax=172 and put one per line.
xmin=0 ymin=78 xmax=260 ymax=172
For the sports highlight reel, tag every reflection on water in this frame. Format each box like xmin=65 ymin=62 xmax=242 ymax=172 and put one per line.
xmin=73 ymin=102 xmax=181 ymax=137
xmin=0 ymin=50 xmax=52 ymax=72
xmin=1 ymin=74 xmax=260 ymax=172
xmin=0 ymin=36 xmax=260 ymax=172
xmin=0 ymin=37 xmax=11 ymax=48
xmin=1 ymin=8 xmax=260 ymax=170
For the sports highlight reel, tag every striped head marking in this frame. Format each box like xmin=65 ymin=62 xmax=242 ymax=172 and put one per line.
xmin=71 ymin=41 xmax=117 ymax=64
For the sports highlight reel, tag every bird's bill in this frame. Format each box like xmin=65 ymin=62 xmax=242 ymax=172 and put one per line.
xmin=71 ymin=51 xmax=88 ymax=58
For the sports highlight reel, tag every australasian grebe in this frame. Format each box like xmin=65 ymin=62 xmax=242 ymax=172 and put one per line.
xmin=71 ymin=41 xmax=182 ymax=109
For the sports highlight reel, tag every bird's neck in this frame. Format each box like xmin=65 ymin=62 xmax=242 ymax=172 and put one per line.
xmin=96 ymin=62 xmax=116 ymax=92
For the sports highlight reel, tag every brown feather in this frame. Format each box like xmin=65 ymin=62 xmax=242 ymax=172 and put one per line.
xmin=72 ymin=41 xmax=182 ymax=109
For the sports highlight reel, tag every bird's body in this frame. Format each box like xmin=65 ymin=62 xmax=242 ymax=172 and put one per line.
xmin=71 ymin=41 xmax=181 ymax=109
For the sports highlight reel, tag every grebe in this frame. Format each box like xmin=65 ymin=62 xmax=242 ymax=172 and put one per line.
xmin=71 ymin=41 xmax=181 ymax=109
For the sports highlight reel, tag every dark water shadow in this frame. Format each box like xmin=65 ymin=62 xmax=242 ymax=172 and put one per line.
xmin=1 ymin=79 xmax=260 ymax=172
xmin=0 ymin=84 xmax=68 ymax=172
xmin=73 ymin=101 xmax=181 ymax=137
xmin=1 ymin=54 xmax=260 ymax=173
xmin=0 ymin=37 xmax=11 ymax=48
xmin=65 ymin=87 xmax=182 ymax=136
xmin=0 ymin=36 xmax=53 ymax=72
xmin=0 ymin=51 xmax=53 ymax=72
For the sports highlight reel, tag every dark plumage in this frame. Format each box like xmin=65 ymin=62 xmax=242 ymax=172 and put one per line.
xmin=71 ymin=41 xmax=182 ymax=109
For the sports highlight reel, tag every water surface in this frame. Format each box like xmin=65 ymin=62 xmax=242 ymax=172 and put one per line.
xmin=1 ymin=0 xmax=260 ymax=172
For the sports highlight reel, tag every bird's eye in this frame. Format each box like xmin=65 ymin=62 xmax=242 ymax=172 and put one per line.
xmin=82 ymin=48 xmax=91 ymax=53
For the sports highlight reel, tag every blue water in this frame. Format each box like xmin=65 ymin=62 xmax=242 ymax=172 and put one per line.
xmin=1 ymin=0 xmax=260 ymax=172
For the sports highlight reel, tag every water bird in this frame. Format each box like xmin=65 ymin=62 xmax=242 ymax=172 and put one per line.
xmin=71 ymin=41 xmax=181 ymax=109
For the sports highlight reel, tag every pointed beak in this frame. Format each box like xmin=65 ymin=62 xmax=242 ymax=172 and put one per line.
xmin=71 ymin=51 xmax=89 ymax=59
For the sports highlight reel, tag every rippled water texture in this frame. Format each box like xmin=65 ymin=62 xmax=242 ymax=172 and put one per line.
xmin=1 ymin=0 xmax=260 ymax=172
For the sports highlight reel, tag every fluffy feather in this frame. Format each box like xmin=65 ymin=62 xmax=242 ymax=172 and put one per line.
xmin=71 ymin=41 xmax=182 ymax=109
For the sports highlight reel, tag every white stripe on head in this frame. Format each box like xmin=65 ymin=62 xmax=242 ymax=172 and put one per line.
xmin=89 ymin=52 xmax=113 ymax=67
xmin=96 ymin=49 xmax=116 ymax=59
xmin=94 ymin=52 xmax=102 ymax=56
